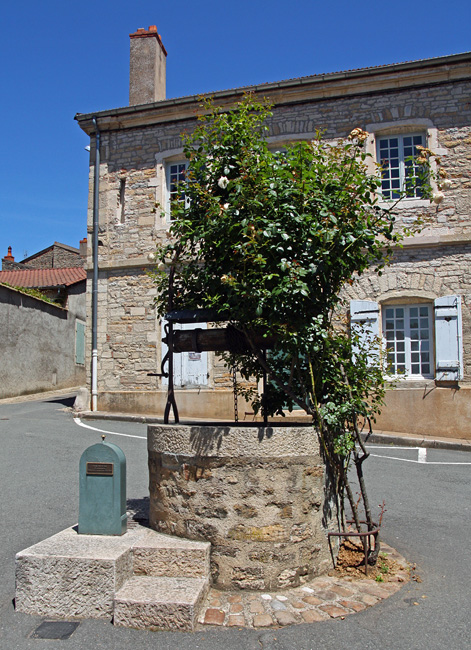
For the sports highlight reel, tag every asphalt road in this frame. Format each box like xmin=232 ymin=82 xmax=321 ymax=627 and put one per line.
xmin=0 ymin=395 xmax=470 ymax=649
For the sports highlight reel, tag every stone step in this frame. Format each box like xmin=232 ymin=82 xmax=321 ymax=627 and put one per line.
xmin=131 ymin=530 xmax=210 ymax=579
xmin=114 ymin=575 xmax=209 ymax=631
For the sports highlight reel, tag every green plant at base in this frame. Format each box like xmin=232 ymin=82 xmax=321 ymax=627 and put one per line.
xmin=1 ymin=282 xmax=58 ymax=305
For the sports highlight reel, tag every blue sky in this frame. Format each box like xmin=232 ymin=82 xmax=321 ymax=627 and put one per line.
xmin=1 ymin=0 xmax=470 ymax=261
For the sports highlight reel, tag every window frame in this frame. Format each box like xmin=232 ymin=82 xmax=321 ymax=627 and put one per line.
xmin=166 ymin=160 xmax=189 ymax=221
xmin=376 ymin=132 xmax=426 ymax=200
xmin=382 ymin=302 xmax=434 ymax=380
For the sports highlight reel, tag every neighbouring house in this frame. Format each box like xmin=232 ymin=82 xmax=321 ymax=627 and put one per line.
xmin=2 ymin=240 xmax=86 ymax=271
xmin=0 ymin=245 xmax=87 ymax=399
xmin=75 ymin=26 xmax=471 ymax=438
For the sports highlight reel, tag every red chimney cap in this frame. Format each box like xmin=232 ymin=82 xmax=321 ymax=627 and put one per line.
xmin=4 ymin=246 xmax=14 ymax=261
xmin=129 ymin=25 xmax=167 ymax=56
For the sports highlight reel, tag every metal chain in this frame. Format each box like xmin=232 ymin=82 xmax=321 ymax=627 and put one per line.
xmin=232 ymin=365 xmax=239 ymax=423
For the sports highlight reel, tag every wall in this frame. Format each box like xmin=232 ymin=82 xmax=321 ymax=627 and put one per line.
xmin=23 ymin=245 xmax=84 ymax=269
xmin=0 ymin=284 xmax=86 ymax=399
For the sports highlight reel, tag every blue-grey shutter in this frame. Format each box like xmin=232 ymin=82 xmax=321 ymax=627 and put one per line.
xmin=181 ymin=323 xmax=208 ymax=386
xmin=161 ymin=321 xmax=208 ymax=387
xmin=434 ymin=295 xmax=463 ymax=381
xmin=75 ymin=321 xmax=85 ymax=365
xmin=350 ymin=300 xmax=380 ymax=364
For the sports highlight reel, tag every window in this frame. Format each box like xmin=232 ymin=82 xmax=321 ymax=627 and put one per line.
xmin=350 ymin=296 xmax=463 ymax=382
xmin=377 ymin=133 xmax=425 ymax=199
xmin=167 ymin=161 xmax=189 ymax=219
xmin=117 ymin=178 xmax=126 ymax=223
xmin=383 ymin=304 xmax=433 ymax=377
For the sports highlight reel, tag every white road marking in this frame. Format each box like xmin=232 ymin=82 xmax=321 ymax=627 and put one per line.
xmin=418 ymin=448 xmax=427 ymax=463
xmin=363 ymin=444 xmax=471 ymax=465
xmin=367 ymin=453 xmax=471 ymax=465
xmin=73 ymin=418 xmax=147 ymax=440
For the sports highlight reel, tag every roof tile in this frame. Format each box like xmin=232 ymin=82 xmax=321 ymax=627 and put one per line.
xmin=0 ymin=267 xmax=86 ymax=288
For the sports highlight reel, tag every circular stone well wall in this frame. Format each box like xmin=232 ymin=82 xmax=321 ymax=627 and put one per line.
xmin=148 ymin=424 xmax=337 ymax=591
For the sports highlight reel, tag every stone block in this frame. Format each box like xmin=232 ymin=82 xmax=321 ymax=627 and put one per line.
xmin=15 ymin=526 xmax=148 ymax=619
xmin=113 ymin=575 xmax=209 ymax=631
xmin=132 ymin=530 xmax=210 ymax=578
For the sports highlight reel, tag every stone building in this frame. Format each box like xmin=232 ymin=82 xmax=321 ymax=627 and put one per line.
xmin=75 ymin=26 xmax=471 ymax=438
xmin=1 ymin=240 xmax=86 ymax=271
xmin=0 ymin=269 xmax=87 ymax=398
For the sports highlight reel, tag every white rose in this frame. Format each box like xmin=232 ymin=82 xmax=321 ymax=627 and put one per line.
xmin=433 ymin=192 xmax=445 ymax=204
xmin=441 ymin=179 xmax=453 ymax=190
xmin=218 ymin=176 xmax=229 ymax=189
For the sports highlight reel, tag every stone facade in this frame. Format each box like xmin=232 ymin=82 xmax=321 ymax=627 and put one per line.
xmin=2 ymin=242 xmax=85 ymax=271
xmin=75 ymin=43 xmax=471 ymax=437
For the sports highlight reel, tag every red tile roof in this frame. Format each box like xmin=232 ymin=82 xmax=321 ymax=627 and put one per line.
xmin=0 ymin=267 xmax=86 ymax=288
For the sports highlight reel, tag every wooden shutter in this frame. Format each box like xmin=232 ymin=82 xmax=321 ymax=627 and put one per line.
xmin=350 ymin=300 xmax=380 ymax=364
xmin=434 ymin=295 xmax=463 ymax=381
xmin=161 ymin=321 xmax=208 ymax=387
xmin=75 ymin=321 xmax=85 ymax=365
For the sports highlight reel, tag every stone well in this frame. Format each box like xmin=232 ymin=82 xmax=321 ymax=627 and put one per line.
xmin=148 ymin=424 xmax=338 ymax=591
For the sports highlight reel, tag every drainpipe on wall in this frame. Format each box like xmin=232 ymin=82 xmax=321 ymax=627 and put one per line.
xmin=91 ymin=117 xmax=100 ymax=411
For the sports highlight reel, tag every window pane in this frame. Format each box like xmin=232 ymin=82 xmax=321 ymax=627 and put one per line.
xmin=382 ymin=302 xmax=432 ymax=378
xmin=378 ymin=133 xmax=426 ymax=198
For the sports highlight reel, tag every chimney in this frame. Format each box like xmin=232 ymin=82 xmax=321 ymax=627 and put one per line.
xmin=79 ymin=237 xmax=87 ymax=259
xmin=129 ymin=25 xmax=167 ymax=105
xmin=2 ymin=246 xmax=15 ymax=270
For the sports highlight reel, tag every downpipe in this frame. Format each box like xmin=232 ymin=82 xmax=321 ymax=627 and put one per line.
xmin=91 ymin=117 xmax=100 ymax=411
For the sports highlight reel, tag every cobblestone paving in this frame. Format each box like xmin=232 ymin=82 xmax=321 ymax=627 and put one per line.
xmin=197 ymin=544 xmax=409 ymax=629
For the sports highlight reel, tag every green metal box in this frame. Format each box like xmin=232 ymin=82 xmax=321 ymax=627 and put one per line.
xmin=78 ymin=440 xmax=127 ymax=535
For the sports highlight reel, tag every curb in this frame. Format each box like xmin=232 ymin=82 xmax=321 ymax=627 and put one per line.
xmin=360 ymin=431 xmax=471 ymax=453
